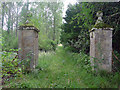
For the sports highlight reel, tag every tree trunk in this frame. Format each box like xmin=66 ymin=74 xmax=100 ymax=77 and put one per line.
xmin=7 ymin=3 xmax=12 ymax=34
xmin=16 ymin=6 xmax=18 ymax=36
xmin=26 ymin=1 xmax=29 ymax=11
xmin=25 ymin=1 xmax=29 ymax=22
xmin=11 ymin=11 xmax=13 ymax=31
xmin=2 ymin=2 xmax=5 ymax=31
xmin=53 ymin=16 xmax=56 ymax=41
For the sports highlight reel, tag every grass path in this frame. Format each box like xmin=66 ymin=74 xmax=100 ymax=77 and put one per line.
xmin=29 ymin=47 xmax=86 ymax=88
xmin=5 ymin=47 xmax=86 ymax=88
xmin=4 ymin=46 xmax=119 ymax=88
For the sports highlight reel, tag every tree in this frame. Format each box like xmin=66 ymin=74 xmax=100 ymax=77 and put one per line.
xmin=1 ymin=2 xmax=63 ymax=51
xmin=1 ymin=2 xmax=5 ymax=30
xmin=88 ymin=2 xmax=120 ymax=52
xmin=61 ymin=2 xmax=120 ymax=53
xmin=60 ymin=3 xmax=93 ymax=53
xmin=25 ymin=2 xmax=63 ymax=51
xmin=7 ymin=2 xmax=12 ymax=34
xmin=49 ymin=2 xmax=63 ymax=42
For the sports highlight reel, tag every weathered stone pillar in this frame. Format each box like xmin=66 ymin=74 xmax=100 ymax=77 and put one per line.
xmin=90 ymin=11 xmax=113 ymax=72
xmin=18 ymin=24 xmax=40 ymax=71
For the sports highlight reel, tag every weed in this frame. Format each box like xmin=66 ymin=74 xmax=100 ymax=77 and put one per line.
xmin=3 ymin=46 xmax=120 ymax=88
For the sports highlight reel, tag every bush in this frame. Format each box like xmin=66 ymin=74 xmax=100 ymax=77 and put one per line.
xmin=60 ymin=3 xmax=93 ymax=53
xmin=10 ymin=82 xmax=30 ymax=88
xmin=72 ymin=51 xmax=119 ymax=88
xmin=2 ymin=31 xmax=18 ymax=51
xmin=38 ymin=33 xmax=57 ymax=51
xmin=1 ymin=49 xmax=22 ymax=84
xmin=112 ymin=50 xmax=120 ymax=72
xmin=72 ymin=52 xmax=91 ymax=72
xmin=0 ymin=32 xmax=22 ymax=84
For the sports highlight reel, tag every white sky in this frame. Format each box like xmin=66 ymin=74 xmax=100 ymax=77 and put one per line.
xmin=63 ymin=0 xmax=77 ymax=17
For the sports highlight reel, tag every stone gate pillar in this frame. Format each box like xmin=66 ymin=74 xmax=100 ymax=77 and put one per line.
xmin=18 ymin=23 xmax=40 ymax=71
xmin=90 ymin=11 xmax=113 ymax=72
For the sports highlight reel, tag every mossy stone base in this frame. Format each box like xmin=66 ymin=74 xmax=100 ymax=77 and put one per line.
xmin=20 ymin=23 xmax=35 ymax=27
xmin=93 ymin=22 xmax=112 ymax=29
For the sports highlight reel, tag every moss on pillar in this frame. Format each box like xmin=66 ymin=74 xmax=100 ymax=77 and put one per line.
xmin=93 ymin=22 xmax=112 ymax=29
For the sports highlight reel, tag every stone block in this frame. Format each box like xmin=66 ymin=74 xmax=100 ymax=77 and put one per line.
xmin=18 ymin=26 xmax=39 ymax=71
xmin=90 ymin=28 xmax=113 ymax=72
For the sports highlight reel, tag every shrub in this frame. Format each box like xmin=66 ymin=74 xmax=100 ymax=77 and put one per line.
xmin=1 ymin=49 xmax=22 ymax=84
xmin=38 ymin=33 xmax=57 ymax=51
xmin=60 ymin=3 xmax=93 ymax=53
xmin=10 ymin=82 xmax=30 ymax=88
xmin=112 ymin=50 xmax=120 ymax=72
xmin=72 ymin=52 xmax=91 ymax=72
xmin=0 ymin=31 xmax=22 ymax=84
xmin=2 ymin=31 xmax=18 ymax=51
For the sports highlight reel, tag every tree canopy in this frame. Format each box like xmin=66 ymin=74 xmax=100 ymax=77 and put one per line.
xmin=60 ymin=2 xmax=120 ymax=53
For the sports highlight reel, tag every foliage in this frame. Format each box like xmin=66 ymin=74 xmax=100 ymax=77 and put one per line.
xmin=72 ymin=52 xmax=91 ymax=72
xmin=88 ymin=2 xmax=120 ymax=71
xmin=1 ymin=2 xmax=120 ymax=88
xmin=61 ymin=2 xmax=120 ymax=54
xmin=1 ymin=30 xmax=29 ymax=85
xmin=27 ymin=2 xmax=63 ymax=51
xmin=3 ymin=46 xmax=119 ymax=88
xmin=93 ymin=22 xmax=112 ymax=28
xmin=60 ymin=3 xmax=94 ymax=53
xmin=2 ymin=30 xmax=18 ymax=51
xmin=112 ymin=50 xmax=120 ymax=72
xmin=1 ymin=31 xmax=19 ymax=83
xmin=1 ymin=45 xmax=32 ymax=85
xmin=1 ymin=2 xmax=63 ymax=51
xmin=20 ymin=53 xmax=31 ymax=73
xmin=10 ymin=82 xmax=30 ymax=88
xmin=1 ymin=49 xmax=22 ymax=84
xmin=30 ymin=2 xmax=62 ymax=51
xmin=61 ymin=2 xmax=120 ymax=71
xmin=38 ymin=32 xmax=57 ymax=51
xmin=88 ymin=2 xmax=120 ymax=53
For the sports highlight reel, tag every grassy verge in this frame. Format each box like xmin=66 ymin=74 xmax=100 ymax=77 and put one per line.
xmin=3 ymin=46 xmax=120 ymax=88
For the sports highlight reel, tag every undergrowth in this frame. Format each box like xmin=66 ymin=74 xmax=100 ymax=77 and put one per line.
xmin=3 ymin=46 xmax=120 ymax=88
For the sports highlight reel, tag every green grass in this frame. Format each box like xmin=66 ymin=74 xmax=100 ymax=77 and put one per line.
xmin=3 ymin=46 xmax=119 ymax=88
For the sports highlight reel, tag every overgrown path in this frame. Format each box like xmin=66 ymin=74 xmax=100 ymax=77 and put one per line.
xmin=31 ymin=46 xmax=86 ymax=88
xmin=5 ymin=46 xmax=86 ymax=88
xmin=4 ymin=46 xmax=118 ymax=88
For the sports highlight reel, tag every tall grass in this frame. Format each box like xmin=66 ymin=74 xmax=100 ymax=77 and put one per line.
xmin=3 ymin=46 xmax=119 ymax=88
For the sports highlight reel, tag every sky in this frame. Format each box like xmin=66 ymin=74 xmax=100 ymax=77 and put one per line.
xmin=63 ymin=0 xmax=77 ymax=17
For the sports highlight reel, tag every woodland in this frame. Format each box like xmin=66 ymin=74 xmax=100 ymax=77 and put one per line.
xmin=0 ymin=1 xmax=120 ymax=88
